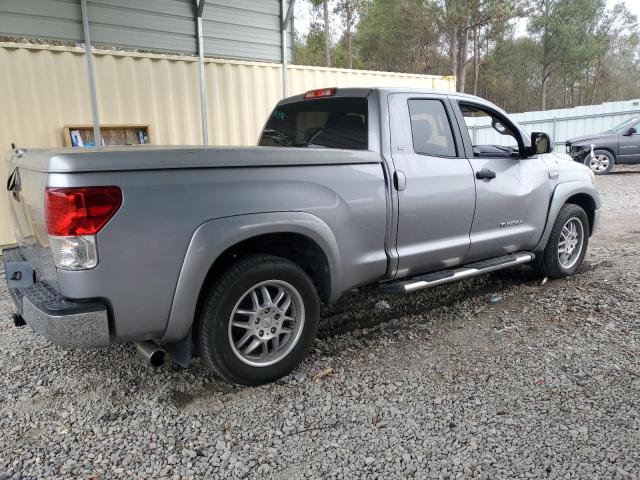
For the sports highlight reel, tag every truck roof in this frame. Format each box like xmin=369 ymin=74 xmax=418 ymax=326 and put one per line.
xmin=278 ymin=87 xmax=501 ymax=112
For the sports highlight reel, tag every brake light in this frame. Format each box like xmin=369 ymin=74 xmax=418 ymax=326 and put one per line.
xmin=46 ymin=186 xmax=122 ymax=236
xmin=304 ymin=87 xmax=337 ymax=100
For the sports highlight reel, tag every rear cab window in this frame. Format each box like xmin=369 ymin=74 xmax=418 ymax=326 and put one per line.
xmin=408 ymin=99 xmax=457 ymax=157
xmin=259 ymin=97 xmax=368 ymax=149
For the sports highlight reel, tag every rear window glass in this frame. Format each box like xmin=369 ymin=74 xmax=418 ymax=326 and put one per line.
xmin=259 ymin=97 xmax=368 ymax=149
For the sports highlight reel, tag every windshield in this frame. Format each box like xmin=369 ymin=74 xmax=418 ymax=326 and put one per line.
xmin=606 ymin=117 xmax=639 ymax=133
xmin=259 ymin=97 xmax=368 ymax=149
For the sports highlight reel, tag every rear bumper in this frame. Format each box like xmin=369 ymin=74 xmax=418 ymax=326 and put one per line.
xmin=3 ymin=247 xmax=110 ymax=348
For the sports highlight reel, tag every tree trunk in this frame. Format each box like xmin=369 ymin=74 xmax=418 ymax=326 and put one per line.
xmin=448 ymin=29 xmax=458 ymax=81
xmin=540 ymin=65 xmax=548 ymax=110
xmin=323 ymin=0 xmax=331 ymax=68
xmin=591 ymin=62 xmax=601 ymax=104
xmin=473 ymin=26 xmax=480 ymax=96
xmin=346 ymin=6 xmax=353 ymax=69
xmin=455 ymin=28 xmax=468 ymax=92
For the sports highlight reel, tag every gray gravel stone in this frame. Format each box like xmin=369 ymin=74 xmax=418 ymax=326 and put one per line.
xmin=0 ymin=166 xmax=639 ymax=479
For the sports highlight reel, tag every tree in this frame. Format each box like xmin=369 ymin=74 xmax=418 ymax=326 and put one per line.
xmin=354 ymin=0 xmax=445 ymax=74
xmin=309 ymin=0 xmax=332 ymax=67
xmin=335 ymin=0 xmax=363 ymax=69
xmin=442 ymin=0 xmax=518 ymax=92
xmin=529 ymin=0 xmax=606 ymax=110
xmin=294 ymin=0 xmax=640 ymax=112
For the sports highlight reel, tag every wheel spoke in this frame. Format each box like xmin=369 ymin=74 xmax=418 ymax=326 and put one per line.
xmin=272 ymin=335 xmax=280 ymax=352
xmin=259 ymin=286 xmax=272 ymax=306
xmin=232 ymin=320 xmax=251 ymax=330
xmin=236 ymin=331 xmax=252 ymax=348
xmin=280 ymin=295 xmax=292 ymax=315
xmin=273 ymin=287 xmax=285 ymax=307
xmin=235 ymin=309 xmax=255 ymax=316
xmin=250 ymin=290 xmax=260 ymax=310
xmin=243 ymin=338 xmax=261 ymax=355
xmin=261 ymin=342 xmax=269 ymax=358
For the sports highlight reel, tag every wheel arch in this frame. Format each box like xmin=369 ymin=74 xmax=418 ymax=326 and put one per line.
xmin=593 ymin=147 xmax=617 ymax=160
xmin=565 ymin=193 xmax=596 ymax=236
xmin=162 ymin=212 xmax=342 ymax=343
xmin=534 ymin=181 xmax=600 ymax=252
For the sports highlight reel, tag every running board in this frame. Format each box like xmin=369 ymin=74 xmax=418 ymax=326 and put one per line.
xmin=379 ymin=252 xmax=535 ymax=295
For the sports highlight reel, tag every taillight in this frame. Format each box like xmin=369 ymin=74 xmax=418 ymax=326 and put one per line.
xmin=45 ymin=186 xmax=122 ymax=270
xmin=303 ymin=87 xmax=337 ymax=99
xmin=46 ymin=186 xmax=122 ymax=236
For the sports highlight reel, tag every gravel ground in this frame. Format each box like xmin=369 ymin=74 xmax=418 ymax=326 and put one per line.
xmin=1 ymin=165 xmax=639 ymax=480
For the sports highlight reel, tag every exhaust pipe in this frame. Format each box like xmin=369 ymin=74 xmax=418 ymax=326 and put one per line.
xmin=135 ymin=341 xmax=166 ymax=368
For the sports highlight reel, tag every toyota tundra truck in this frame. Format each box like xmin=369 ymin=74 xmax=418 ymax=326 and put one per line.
xmin=3 ymin=88 xmax=600 ymax=385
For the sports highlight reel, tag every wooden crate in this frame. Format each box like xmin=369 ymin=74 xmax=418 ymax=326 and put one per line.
xmin=63 ymin=124 xmax=152 ymax=147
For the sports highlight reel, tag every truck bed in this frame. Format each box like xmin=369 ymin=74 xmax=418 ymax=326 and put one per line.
xmin=11 ymin=146 xmax=381 ymax=173
xmin=5 ymin=146 xmax=390 ymax=343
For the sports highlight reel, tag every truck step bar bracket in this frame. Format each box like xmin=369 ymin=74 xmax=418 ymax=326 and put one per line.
xmin=379 ymin=252 xmax=535 ymax=295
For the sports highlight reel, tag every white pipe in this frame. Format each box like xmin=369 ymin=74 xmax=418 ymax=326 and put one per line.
xmin=80 ymin=0 xmax=101 ymax=147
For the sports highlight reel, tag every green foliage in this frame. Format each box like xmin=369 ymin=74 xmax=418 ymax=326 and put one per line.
xmin=294 ymin=0 xmax=640 ymax=111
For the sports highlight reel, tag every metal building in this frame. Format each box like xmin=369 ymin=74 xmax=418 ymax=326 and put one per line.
xmin=0 ymin=0 xmax=295 ymax=145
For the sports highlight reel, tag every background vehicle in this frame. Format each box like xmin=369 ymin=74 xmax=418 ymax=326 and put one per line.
xmin=3 ymin=88 xmax=600 ymax=385
xmin=566 ymin=116 xmax=640 ymax=174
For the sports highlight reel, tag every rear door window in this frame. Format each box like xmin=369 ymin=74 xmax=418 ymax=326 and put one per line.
xmin=408 ymin=99 xmax=457 ymax=157
xmin=259 ymin=97 xmax=368 ymax=149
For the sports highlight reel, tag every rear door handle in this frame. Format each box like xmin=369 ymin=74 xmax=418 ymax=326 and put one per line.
xmin=476 ymin=168 xmax=496 ymax=180
xmin=393 ymin=170 xmax=406 ymax=191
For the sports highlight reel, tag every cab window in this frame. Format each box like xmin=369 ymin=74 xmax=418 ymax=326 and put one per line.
xmin=459 ymin=103 xmax=522 ymax=158
xmin=407 ymin=99 xmax=457 ymax=157
xmin=259 ymin=97 xmax=368 ymax=149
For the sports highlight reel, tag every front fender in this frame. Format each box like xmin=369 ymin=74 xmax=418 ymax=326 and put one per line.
xmin=534 ymin=180 xmax=601 ymax=252
xmin=162 ymin=211 xmax=342 ymax=342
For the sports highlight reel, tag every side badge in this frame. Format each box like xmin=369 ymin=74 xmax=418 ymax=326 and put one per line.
xmin=549 ymin=171 xmax=560 ymax=180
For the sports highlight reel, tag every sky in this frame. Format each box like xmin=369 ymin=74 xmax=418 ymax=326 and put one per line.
xmin=609 ymin=0 xmax=640 ymax=18
xmin=294 ymin=0 xmax=640 ymax=38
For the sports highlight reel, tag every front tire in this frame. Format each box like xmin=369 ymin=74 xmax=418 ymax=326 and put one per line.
xmin=534 ymin=204 xmax=589 ymax=279
xmin=197 ymin=254 xmax=320 ymax=385
xmin=584 ymin=149 xmax=614 ymax=175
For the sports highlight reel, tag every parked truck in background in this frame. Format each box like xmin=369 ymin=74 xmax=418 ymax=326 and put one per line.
xmin=566 ymin=116 xmax=640 ymax=175
xmin=3 ymin=88 xmax=600 ymax=385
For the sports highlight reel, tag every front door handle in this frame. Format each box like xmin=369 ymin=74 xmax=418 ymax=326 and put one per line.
xmin=476 ymin=168 xmax=496 ymax=180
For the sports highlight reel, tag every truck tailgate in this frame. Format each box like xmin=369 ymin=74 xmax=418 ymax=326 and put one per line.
xmin=5 ymin=152 xmax=58 ymax=287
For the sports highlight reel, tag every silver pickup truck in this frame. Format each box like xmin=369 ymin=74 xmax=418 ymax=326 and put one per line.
xmin=3 ymin=88 xmax=600 ymax=385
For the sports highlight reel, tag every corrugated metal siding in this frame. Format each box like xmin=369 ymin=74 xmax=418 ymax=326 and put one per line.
xmin=202 ymin=0 xmax=293 ymax=62
xmin=0 ymin=43 xmax=454 ymax=246
xmin=468 ymin=100 xmax=640 ymax=150
xmin=0 ymin=0 xmax=292 ymax=62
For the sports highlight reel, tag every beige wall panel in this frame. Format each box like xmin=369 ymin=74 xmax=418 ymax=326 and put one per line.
xmin=0 ymin=43 xmax=454 ymax=246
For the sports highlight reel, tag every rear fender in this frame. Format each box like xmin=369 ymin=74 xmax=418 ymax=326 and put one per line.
xmin=162 ymin=211 xmax=341 ymax=342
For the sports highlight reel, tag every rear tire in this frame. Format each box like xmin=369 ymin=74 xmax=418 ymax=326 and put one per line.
xmin=534 ymin=204 xmax=589 ymax=279
xmin=197 ymin=254 xmax=319 ymax=385
xmin=584 ymin=149 xmax=614 ymax=175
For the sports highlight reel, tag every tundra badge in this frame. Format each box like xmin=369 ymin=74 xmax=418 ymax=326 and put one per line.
xmin=499 ymin=219 xmax=523 ymax=228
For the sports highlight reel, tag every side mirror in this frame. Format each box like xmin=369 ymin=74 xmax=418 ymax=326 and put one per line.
xmin=529 ymin=132 xmax=554 ymax=155
xmin=624 ymin=127 xmax=637 ymax=136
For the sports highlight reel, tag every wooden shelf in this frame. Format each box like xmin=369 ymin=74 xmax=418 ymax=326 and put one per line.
xmin=63 ymin=124 xmax=152 ymax=147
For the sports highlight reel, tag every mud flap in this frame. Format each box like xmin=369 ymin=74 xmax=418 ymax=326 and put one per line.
xmin=165 ymin=329 xmax=193 ymax=368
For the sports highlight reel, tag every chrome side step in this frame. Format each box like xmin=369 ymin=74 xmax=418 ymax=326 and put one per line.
xmin=379 ymin=252 xmax=535 ymax=295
